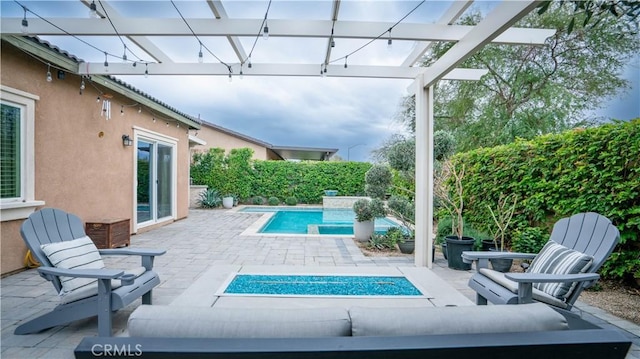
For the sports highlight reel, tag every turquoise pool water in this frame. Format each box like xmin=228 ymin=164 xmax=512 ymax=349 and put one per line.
xmin=240 ymin=207 xmax=400 ymax=234
xmin=224 ymin=274 xmax=422 ymax=296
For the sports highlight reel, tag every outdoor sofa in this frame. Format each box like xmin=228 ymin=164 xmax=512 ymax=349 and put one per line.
xmin=75 ymin=302 xmax=631 ymax=358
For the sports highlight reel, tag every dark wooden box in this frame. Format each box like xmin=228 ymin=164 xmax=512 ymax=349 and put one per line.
xmin=85 ymin=219 xmax=130 ymax=249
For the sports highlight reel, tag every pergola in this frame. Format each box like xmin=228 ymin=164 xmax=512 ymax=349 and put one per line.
xmin=1 ymin=0 xmax=554 ymax=267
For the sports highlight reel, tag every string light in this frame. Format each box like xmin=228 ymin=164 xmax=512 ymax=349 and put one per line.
xmin=89 ymin=1 xmax=98 ymax=18
xmin=248 ymin=55 xmax=252 ymax=69
xmin=96 ymin=95 xmax=101 ymax=102
xmin=21 ymin=6 xmax=29 ymax=34
xmin=387 ymin=28 xmax=393 ymax=49
xmin=103 ymin=52 xmax=109 ymax=71
xmin=263 ymin=21 xmax=269 ymax=40
xmin=239 ymin=64 xmax=244 ymax=80
xmin=120 ymin=105 xmax=124 ymax=116
xmin=79 ymin=77 xmax=85 ymax=94
xmin=198 ymin=43 xmax=203 ymax=63
xmin=122 ymin=45 xmax=128 ymax=62
xmin=138 ymin=106 xmax=142 ymax=113
xmin=46 ymin=63 xmax=52 ymax=82
xmin=144 ymin=63 xmax=149 ymax=78
xmin=344 ymin=56 xmax=348 ymax=69
xmin=228 ymin=66 xmax=233 ymax=83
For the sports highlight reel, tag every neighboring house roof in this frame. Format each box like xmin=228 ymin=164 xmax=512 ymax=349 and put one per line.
xmin=269 ymin=146 xmax=338 ymax=161
xmin=197 ymin=120 xmax=337 ymax=161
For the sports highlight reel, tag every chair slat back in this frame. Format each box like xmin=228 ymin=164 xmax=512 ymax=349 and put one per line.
xmin=550 ymin=212 xmax=620 ymax=272
xmin=20 ymin=208 xmax=87 ymax=292
xmin=548 ymin=212 xmax=620 ymax=308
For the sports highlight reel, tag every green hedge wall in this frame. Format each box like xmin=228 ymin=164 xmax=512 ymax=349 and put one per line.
xmin=191 ymin=149 xmax=371 ymax=204
xmin=453 ymin=119 xmax=639 ymax=280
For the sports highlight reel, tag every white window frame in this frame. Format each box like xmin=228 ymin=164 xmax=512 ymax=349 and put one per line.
xmin=0 ymin=86 xmax=44 ymax=221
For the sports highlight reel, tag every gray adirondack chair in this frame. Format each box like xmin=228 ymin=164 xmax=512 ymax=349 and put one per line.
xmin=462 ymin=212 xmax=619 ymax=310
xmin=15 ymin=208 xmax=165 ymax=336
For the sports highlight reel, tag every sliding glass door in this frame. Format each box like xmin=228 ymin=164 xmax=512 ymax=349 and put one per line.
xmin=136 ymin=136 xmax=175 ymax=227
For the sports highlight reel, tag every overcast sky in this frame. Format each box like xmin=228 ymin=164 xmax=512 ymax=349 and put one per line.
xmin=3 ymin=1 xmax=639 ymax=162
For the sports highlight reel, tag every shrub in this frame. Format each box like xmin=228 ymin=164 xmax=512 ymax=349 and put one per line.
xmin=511 ymin=227 xmax=548 ymax=254
xmin=198 ymin=188 xmax=222 ymax=208
xmin=267 ymin=196 xmax=280 ymax=206
xmin=364 ymin=164 xmax=392 ymax=199
xmin=353 ymin=198 xmax=386 ymax=222
xmin=252 ymin=196 xmax=265 ymax=205
xmin=368 ymin=232 xmax=397 ymax=250
xmin=285 ymin=196 xmax=298 ymax=206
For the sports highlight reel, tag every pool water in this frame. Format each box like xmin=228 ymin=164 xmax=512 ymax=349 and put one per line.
xmin=240 ymin=207 xmax=400 ymax=234
xmin=223 ymin=274 xmax=423 ymax=296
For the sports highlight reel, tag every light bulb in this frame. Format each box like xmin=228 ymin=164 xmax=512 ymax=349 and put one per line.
xmin=96 ymin=96 xmax=101 ymax=102
xmin=21 ymin=7 xmax=29 ymax=34
xmin=239 ymin=69 xmax=244 ymax=80
xmin=89 ymin=1 xmax=97 ymax=18
xmin=198 ymin=50 xmax=203 ymax=63
xmin=331 ymin=39 xmax=335 ymax=48
xmin=122 ymin=50 xmax=127 ymax=62
xmin=248 ymin=56 xmax=252 ymax=68
xmin=387 ymin=29 xmax=393 ymax=50
xmin=144 ymin=64 xmax=149 ymax=78
xmin=344 ymin=57 xmax=348 ymax=69
xmin=46 ymin=64 xmax=52 ymax=82
xmin=120 ymin=106 xmax=124 ymax=116
xmin=103 ymin=52 xmax=109 ymax=71
xmin=263 ymin=25 xmax=269 ymax=40
xmin=228 ymin=72 xmax=232 ymax=83
xmin=138 ymin=107 xmax=142 ymax=113
xmin=80 ymin=79 xmax=85 ymax=90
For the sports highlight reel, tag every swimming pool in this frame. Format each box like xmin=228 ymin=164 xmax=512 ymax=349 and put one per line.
xmin=222 ymin=274 xmax=424 ymax=297
xmin=240 ymin=207 xmax=401 ymax=235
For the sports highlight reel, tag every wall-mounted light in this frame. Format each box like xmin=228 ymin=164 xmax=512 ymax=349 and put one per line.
xmin=122 ymin=135 xmax=133 ymax=147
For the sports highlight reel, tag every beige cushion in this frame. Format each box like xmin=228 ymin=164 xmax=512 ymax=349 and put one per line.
xmin=40 ymin=236 xmax=105 ymax=296
xmin=60 ymin=266 xmax=147 ymax=304
xmin=350 ymin=303 xmax=568 ymax=336
xmin=479 ymin=268 xmax=568 ymax=308
xmin=128 ymin=306 xmax=352 ymax=338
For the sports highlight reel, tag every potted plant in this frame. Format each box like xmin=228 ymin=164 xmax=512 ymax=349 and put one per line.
xmin=486 ymin=194 xmax=518 ymax=272
xmin=353 ymin=198 xmax=386 ymax=242
xmin=434 ymin=160 xmax=474 ymax=270
xmin=387 ymin=196 xmax=417 ymax=254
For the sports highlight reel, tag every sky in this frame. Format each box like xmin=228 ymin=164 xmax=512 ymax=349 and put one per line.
xmin=2 ymin=0 xmax=639 ymax=162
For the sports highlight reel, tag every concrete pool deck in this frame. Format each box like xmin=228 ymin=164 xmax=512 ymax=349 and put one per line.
xmin=1 ymin=208 xmax=639 ymax=358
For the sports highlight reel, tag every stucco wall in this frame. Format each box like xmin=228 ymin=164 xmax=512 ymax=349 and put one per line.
xmin=1 ymin=42 xmax=191 ymax=274
xmin=191 ymin=125 xmax=270 ymax=160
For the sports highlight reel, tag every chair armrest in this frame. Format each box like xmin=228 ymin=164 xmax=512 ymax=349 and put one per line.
xmin=504 ymin=272 xmax=600 ymax=304
xmin=462 ymin=251 xmax=536 ymax=270
xmin=38 ymin=267 xmax=124 ymax=280
xmin=99 ymin=248 xmax=166 ymax=271
xmin=99 ymin=248 xmax=166 ymax=256
xmin=504 ymin=272 xmax=600 ymax=283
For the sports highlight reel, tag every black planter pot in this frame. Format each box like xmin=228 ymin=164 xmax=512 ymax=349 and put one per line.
xmin=489 ymin=248 xmax=514 ymax=272
xmin=481 ymin=239 xmax=497 ymax=251
xmin=445 ymin=235 xmax=475 ymax=270
xmin=398 ymin=240 xmax=415 ymax=254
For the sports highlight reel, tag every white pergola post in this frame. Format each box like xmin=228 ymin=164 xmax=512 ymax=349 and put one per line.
xmin=414 ymin=76 xmax=435 ymax=268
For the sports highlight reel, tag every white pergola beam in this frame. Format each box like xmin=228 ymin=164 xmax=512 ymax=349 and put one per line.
xmin=78 ymin=61 xmax=488 ymax=80
xmin=4 ymin=19 xmax=554 ymax=45
xmin=207 ymin=0 xmax=249 ymax=63
xmin=402 ymin=0 xmax=472 ymax=67
xmin=421 ymin=1 xmax=544 ymax=87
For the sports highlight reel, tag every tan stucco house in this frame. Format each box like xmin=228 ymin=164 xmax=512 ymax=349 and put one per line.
xmin=0 ymin=35 xmax=337 ymax=275
xmin=0 ymin=36 xmax=204 ymax=274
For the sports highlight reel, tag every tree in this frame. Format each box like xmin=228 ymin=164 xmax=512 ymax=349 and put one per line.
xmin=416 ymin=2 xmax=639 ymax=151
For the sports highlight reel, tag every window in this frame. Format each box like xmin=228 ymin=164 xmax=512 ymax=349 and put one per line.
xmin=0 ymin=86 xmax=44 ymax=221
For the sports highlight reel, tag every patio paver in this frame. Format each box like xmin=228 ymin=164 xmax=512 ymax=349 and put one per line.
xmin=1 ymin=208 xmax=638 ymax=358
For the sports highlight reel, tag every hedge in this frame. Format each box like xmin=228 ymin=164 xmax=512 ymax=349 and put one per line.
xmin=452 ymin=119 xmax=639 ymax=281
xmin=191 ymin=149 xmax=371 ymax=204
